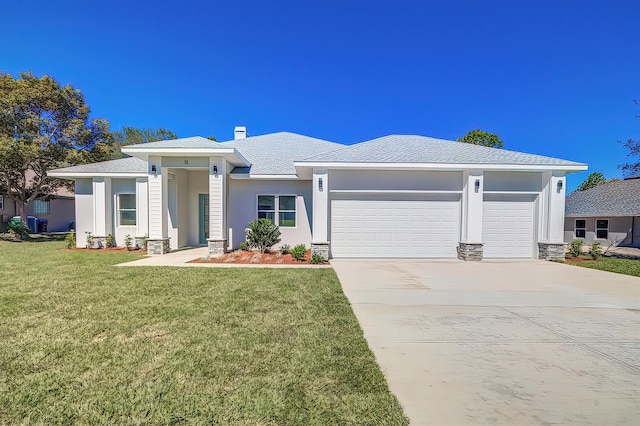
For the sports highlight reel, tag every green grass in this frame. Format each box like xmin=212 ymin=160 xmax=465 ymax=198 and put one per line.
xmin=564 ymin=256 xmax=640 ymax=277
xmin=0 ymin=241 xmax=407 ymax=425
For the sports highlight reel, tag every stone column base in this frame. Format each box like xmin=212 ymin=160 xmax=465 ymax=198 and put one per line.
xmin=538 ymin=242 xmax=566 ymax=261
xmin=311 ymin=242 xmax=330 ymax=260
xmin=458 ymin=242 xmax=483 ymax=261
xmin=208 ymin=239 xmax=228 ymax=257
xmin=147 ymin=238 xmax=170 ymax=255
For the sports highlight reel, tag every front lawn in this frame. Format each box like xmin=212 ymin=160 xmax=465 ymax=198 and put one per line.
xmin=0 ymin=241 xmax=407 ymax=425
xmin=563 ymin=256 xmax=640 ymax=277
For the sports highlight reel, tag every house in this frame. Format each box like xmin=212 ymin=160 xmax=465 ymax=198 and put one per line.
xmin=48 ymin=127 xmax=587 ymax=260
xmin=564 ymin=176 xmax=640 ymax=248
xmin=0 ymin=186 xmax=75 ymax=233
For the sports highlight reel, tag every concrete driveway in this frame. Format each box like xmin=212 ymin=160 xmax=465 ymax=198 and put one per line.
xmin=331 ymin=260 xmax=640 ymax=425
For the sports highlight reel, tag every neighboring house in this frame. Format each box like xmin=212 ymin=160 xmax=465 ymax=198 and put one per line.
xmin=48 ymin=127 xmax=586 ymax=260
xmin=564 ymin=176 xmax=640 ymax=248
xmin=0 ymin=191 xmax=75 ymax=233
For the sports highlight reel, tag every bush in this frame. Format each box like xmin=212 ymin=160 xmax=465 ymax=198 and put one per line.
xmin=65 ymin=230 xmax=76 ymax=249
xmin=567 ymin=240 xmax=583 ymax=258
xmin=245 ymin=218 xmax=281 ymax=253
xmin=310 ymin=253 xmax=325 ymax=264
xmin=124 ymin=234 xmax=133 ymax=251
xmin=8 ymin=220 xmax=30 ymax=240
xmin=239 ymin=241 xmax=251 ymax=251
xmin=85 ymin=231 xmax=95 ymax=249
xmin=290 ymin=244 xmax=307 ymax=261
xmin=590 ymin=241 xmax=603 ymax=260
xmin=106 ymin=234 xmax=115 ymax=248
xmin=142 ymin=234 xmax=148 ymax=250
xmin=280 ymin=244 xmax=291 ymax=254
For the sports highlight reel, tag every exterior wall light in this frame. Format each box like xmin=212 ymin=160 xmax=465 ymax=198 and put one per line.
xmin=557 ymin=180 xmax=563 ymax=193
xmin=151 ymin=165 xmax=157 ymax=176
xmin=213 ymin=165 xmax=218 ymax=176
xmin=319 ymin=177 xmax=323 ymax=192
xmin=474 ymin=179 xmax=480 ymax=193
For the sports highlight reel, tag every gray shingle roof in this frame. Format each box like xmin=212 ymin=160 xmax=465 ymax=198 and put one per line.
xmin=302 ymin=135 xmax=585 ymax=166
xmin=565 ymin=177 xmax=640 ymax=217
xmin=220 ymin=132 xmax=343 ymax=175
xmin=49 ymin=157 xmax=148 ymax=174
xmin=123 ymin=136 xmax=225 ymax=150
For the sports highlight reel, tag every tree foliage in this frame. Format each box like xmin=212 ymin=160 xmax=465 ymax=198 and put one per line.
xmin=576 ymin=172 xmax=607 ymax=191
xmin=457 ymin=129 xmax=504 ymax=148
xmin=618 ymin=100 xmax=640 ymax=177
xmin=109 ymin=126 xmax=178 ymax=158
xmin=0 ymin=72 xmax=112 ymax=225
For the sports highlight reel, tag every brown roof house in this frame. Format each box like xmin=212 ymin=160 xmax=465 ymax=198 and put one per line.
xmin=564 ymin=176 xmax=640 ymax=248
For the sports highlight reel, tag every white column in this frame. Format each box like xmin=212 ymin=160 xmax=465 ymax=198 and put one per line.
xmin=461 ymin=170 xmax=483 ymax=243
xmin=136 ymin=177 xmax=148 ymax=238
xmin=147 ymin=156 xmax=168 ymax=240
xmin=208 ymin=158 xmax=227 ymax=241
xmin=92 ymin=177 xmax=112 ymax=236
xmin=312 ymin=169 xmax=329 ymax=243
xmin=547 ymin=171 xmax=566 ymax=242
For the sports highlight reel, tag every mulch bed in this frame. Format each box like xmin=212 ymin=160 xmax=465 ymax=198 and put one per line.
xmin=67 ymin=247 xmax=145 ymax=252
xmin=190 ymin=249 xmax=328 ymax=265
xmin=564 ymin=257 xmax=601 ymax=263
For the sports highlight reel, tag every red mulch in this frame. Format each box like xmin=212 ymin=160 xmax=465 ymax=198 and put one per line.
xmin=189 ymin=249 xmax=327 ymax=265
xmin=67 ymin=247 xmax=145 ymax=252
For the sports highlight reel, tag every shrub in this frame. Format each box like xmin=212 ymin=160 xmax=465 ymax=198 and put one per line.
xmin=280 ymin=244 xmax=291 ymax=254
xmin=65 ymin=230 xmax=76 ymax=249
xmin=245 ymin=218 xmax=281 ymax=253
xmin=142 ymin=234 xmax=148 ymax=250
xmin=590 ymin=241 xmax=603 ymax=260
xmin=106 ymin=234 xmax=115 ymax=248
xmin=239 ymin=241 xmax=251 ymax=251
xmin=290 ymin=244 xmax=307 ymax=261
xmin=85 ymin=231 xmax=95 ymax=249
xmin=8 ymin=220 xmax=30 ymax=240
xmin=124 ymin=234 xmax=133 ymax=251
xmin=310 ymin=253 xmax=325 ymax=264
xmin=567 ymin=240 xmax=583 ymax=258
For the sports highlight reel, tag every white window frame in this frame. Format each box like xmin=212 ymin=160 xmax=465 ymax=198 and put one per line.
xmin=595 ymin=219 xmax=609 ymax=240
xmin=256 ymin=194 xmax=297 ymax=228
xmin=574 ymin=219 xmax=586 ymax=239
xmin=117 ymin=193 xmax=137 ymax=227
xmin=0 ymin=195 xmax=4 ymax=211
xmin=33 ymin=200 xmax=50 ymax=215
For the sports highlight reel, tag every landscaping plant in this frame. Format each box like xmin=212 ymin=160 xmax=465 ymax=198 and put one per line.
xmin=290 ymin=244 xmax=307 ymax=261
xmin=7 ymin=220 xmax=29 ymax=240
xmin=239 ymin=241 xmax=250 ymax=251
xmin=590 ymin=241 xmax=603 ymax=260
xmin=280 ymin=244 xmax=291 ymax=254
xmin=64 ymin=230 xmax=76 ymax=249
xmin=85 ymin=231 xmax=95 ymax=249
xmin=567 ymin=240 xmax=583 ymax=258
xmin=124 ymin=234 xmax=133 ymax=251
xmin=244 ymin=218 xmax=281 ymax=253
xmin=310 ymin=252 xmax=325 ymax=264
xmin=106 ymin=234 xmax=115 ymax=248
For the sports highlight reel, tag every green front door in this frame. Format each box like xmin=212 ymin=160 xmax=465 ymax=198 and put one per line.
xmin=199 ymin=194 xmax=209 ymax=245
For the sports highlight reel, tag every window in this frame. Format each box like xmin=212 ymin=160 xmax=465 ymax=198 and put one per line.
xmin=595 ymin=219 xmax=608 ymax=240
xmin=575 ymin=219 xmax=586 ymax=238
xmin=33 ymin=200 xmax=50 ymax=215
xmin=257 ymin=195 xmax=296 ymax=227
xmin=0 ymin=195 xmax=3 ymax=210
xmin=118 ymin=194 xmax=136 ymax=226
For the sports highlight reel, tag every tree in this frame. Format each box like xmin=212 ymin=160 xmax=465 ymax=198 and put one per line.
xmin=109 ymin=126 xmax=178 ymax=158
xmin=0 ymin=72 xmax=111 ymax=227
xmin=618 ymin=100 xmax=639 ymax=177
xmin=457 ymin=129 xmax=504 ymax=148
xmin=576 ymin=172 xmax=607 ymax=191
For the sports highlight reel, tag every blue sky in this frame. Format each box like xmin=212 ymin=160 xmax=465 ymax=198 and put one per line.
xmin=1 ymin=0 xmax=638 ymax=190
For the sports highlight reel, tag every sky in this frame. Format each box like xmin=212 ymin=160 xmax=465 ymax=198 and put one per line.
xmin=0 ymin=0 xmax=638 ymax=190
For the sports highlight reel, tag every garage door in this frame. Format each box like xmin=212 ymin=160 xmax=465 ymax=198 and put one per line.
xmin=330 ymin=195 xmax=461 ymax=258
xmin=482 ymin=195 xmax=536 ymax=258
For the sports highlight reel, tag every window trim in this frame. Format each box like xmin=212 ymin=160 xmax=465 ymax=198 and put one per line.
xmin=595 ymin=218 xmax=609 ymax=240
xmin=0 ymin=195 xmax=3 ymax=211
xmin=256 ymin=194 xmax=297 ymax=228
xmin=32 ymin=199 xmax=50 ymax=215
xmin=574 ymin=219 xmax=586 ymax=239
xmin=117 ymin=193 xmax=137 ymax=227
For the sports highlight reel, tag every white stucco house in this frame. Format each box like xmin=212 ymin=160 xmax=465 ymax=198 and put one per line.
xmin=48 ymin=127 xmax=587 ymax=260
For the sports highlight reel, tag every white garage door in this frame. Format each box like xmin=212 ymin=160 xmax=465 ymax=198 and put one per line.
xmin=330 ymin=195 xmax=461 ymax=258
xmin=482 ymin=195 xmax=536 ymax=258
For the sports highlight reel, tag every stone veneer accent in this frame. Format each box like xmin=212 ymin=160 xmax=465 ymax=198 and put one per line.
xmin=208 ymin=239 xmax=228 ymax=257
xmin=92 ymin=236 xmax=107 ymax=249
xmin=311 ymin=242 xmax=330 ymax=260
xmin=147 ymin=238 xmax=170 ymax=255
xmin=457 ymin=242 xmax=483 ymax=261
xmin=538 ymin=242 xmax=566 ymax=261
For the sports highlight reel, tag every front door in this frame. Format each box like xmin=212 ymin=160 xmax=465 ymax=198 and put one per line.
xmin=199 ymin=194 xmax=209 ymax=245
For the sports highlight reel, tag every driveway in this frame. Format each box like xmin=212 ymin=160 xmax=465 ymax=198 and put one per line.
xmin=331 ymin=260 xmax=640 ymax=425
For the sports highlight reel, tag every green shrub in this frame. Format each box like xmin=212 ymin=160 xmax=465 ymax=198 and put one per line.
xmin=280 ymin=244 xmax=291 ymax=254
xmin=567 ymin=240 xmax=583 ymax=258
xmin=65 ymin=230 xmax=76 ymax=249
xmin=239 ymin=241 xmax=251 ymax=251
xmin=142 ymin=234 xmax=148 ymax=250
xmin=124 ymin=234 xmax=133 ymax=251
xmin=85 ymin=231 xmax=95 ymax=249
xmin=290 ymin=244 xmax=307 ymax=261
xmin=245 ymin=218 xmax=281 ymax=253
xmin=590 ymin=241 xmax=603 ymax=260
xmin=106 ymin=234 xmax=115 ymax=248
xmin=310 ymin=253 xmax=325 ymax=264
xmin=8 ymin=220 xmax=30 ymax=240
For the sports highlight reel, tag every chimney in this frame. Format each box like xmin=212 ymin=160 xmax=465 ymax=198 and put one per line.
xmin=234 ymin=126 xmax=247 ymax=140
